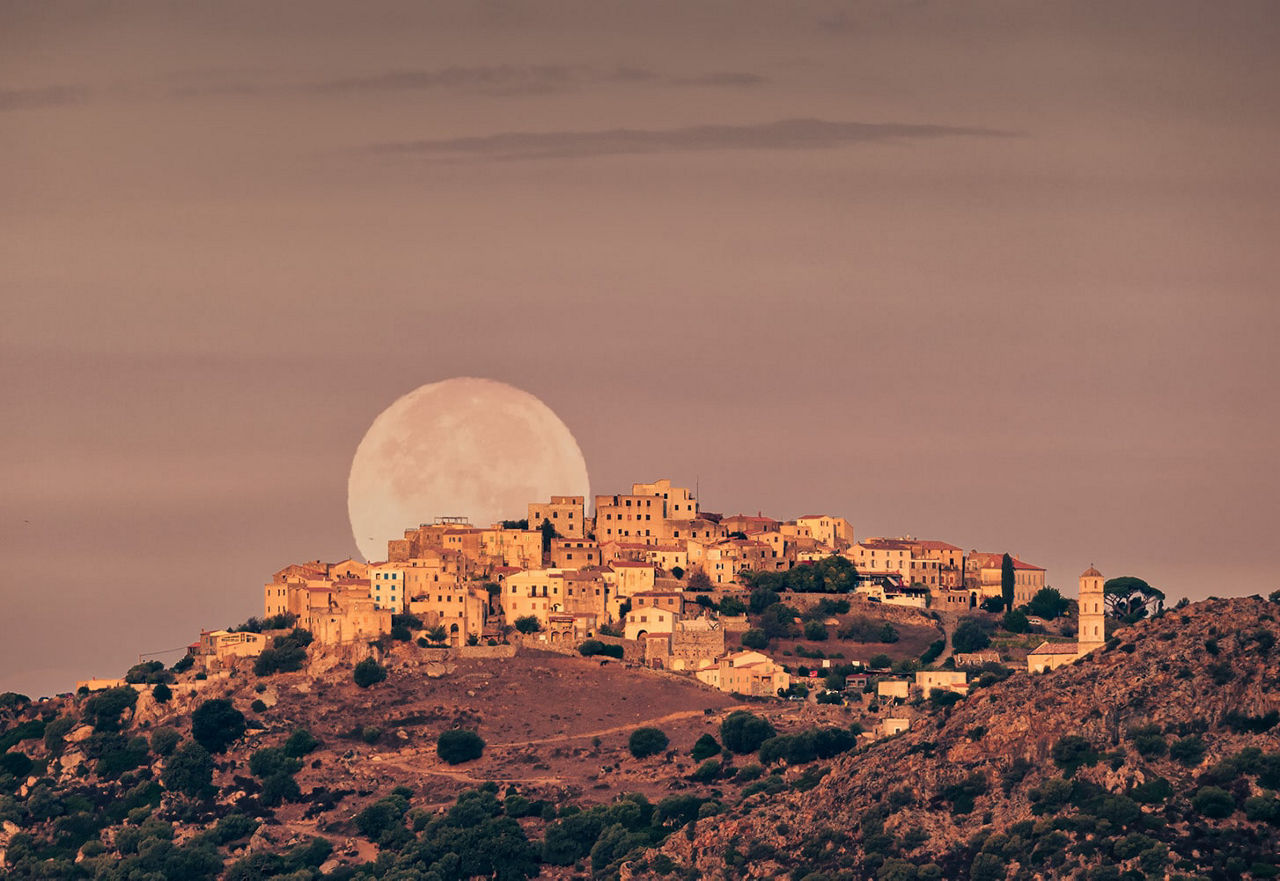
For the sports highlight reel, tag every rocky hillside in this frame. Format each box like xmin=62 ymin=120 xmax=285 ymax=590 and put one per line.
xmin=641 ymin=596 xmax=1280 ymax=880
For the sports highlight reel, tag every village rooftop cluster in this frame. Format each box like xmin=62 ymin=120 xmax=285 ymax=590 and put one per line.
xmin=166 ymin=478 xmax=1106 ymax=711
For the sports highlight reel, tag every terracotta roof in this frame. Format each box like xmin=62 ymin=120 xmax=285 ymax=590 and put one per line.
xmin=859 ymin=539 xmax=916 ymax=551
xmin=1029 ymin=641 xmax=1079 ymax=655
xmin=1081 ymin=566 xmax=1103 ymax=578
xmin=916 ymin=540 xmax=961 ymax=551
xmin=1011 ymin=558 xmax=1045 ymax=571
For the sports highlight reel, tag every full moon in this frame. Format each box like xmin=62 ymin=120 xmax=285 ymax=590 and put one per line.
xmin=347 ymin=377 xmax=590 ymax=562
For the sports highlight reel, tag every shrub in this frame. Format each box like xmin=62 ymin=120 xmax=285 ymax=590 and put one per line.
xmin=1192 ymin=786 xmax=1236 ymax=819
xmin=868 ymin=653 xmax=892 ymax=669
xmin=259 ymin=772 xmax=302 ymax=807
xmin=720 ymin=711 xmax=776 ymax=754
xmin=920 ymin=639 xmax=945 ymax=665
xmin=691 ymin=733 xmax=721 ymax=762
xmin=513 ymin=616 xmax=542 ymax=634
xmin=284 ymin=728 xmax=319 ymax=758
xmin=249 ymin=746 xmax=301 ymax=779
xmin=952 ymin=620 xmax=993 ymax=653
xmin=741 ymin=629 xmax=769 ymax=650
xmin=1002 ymin=609 xmax=1030 ymax=633
xmin=628 ymin=727 xmax=669 ymax=759
xmin=250 ymin=699 xmax=267 ymax=713
xmin=804 ymin=621 xmax=829 ymax=641
xmin=150 ymin=726 xmax=181 ymax=757
xmin=690 ymin=758 xmax=722 ymax=782
xmin=191 ymin=699 xmax=245 ymax=754
xmin=1127 ymin=725 xmax=1167 ymax=758
xmin=1170 ymin=735 xmax=1207 ymax=766
xmin=152 ymin=682 xmax=172 ymax=704
xmin=437 ymin=729 xmax=485 ymax=765
xmin=1051 ymin=735 xmax=1100 ymax=776
xmin=83 ymin=686 xmax=139 ymax=732
xmin=353 ymin=658 xmax=387 ymax=688
xmin=839 ymin=617 xmax=899 ymax=643
xmin=355 ymin=794 xmax=409 ymax=842
xmin=165 ymin=742 xmax=214 ymax=797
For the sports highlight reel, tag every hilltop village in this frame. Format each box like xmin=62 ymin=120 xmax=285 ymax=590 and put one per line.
xmin=175 ymin=478 xmax=1106 ymax=721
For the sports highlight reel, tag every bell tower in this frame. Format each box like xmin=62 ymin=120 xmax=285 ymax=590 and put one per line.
xmin=1077 ymin=566 xmax=1106 ymax=655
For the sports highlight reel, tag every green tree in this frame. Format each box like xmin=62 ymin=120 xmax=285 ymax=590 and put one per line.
xmin=283 ymin=728 xmax=319 ymax=758
xmin=437 ymin=729 xmax=485 ymax=764
xmin=628 ymin=727 xmax=669 ymax=758
xmin=1104 ymin=576 xmax=1165 ymax=622
xmin=1026 ymin=587 xmax=1071 ymax=619
xmin=1002 ymin=609 xmax=1030 ymax=633
xmin=514 ymin=615 xmax=542 ymax=634
xmin=1001 ymin=553 xmax=1015 ymax=612
xmin=720 ymin=711 xmax=775 ymax=754
xmin=83 ymin=685 xmax=138 ymax=732
xmin=165 ymin=742 xmax=214 ymax=797
xmin=691 ymin=733 xmax=722 ymax=762
xmin=741 ymin=628 xmax=769 ymax=649
xmin=540 ymin=517 xmax=559 ymax=555
xmin=152 ymin=682 xmax=172 ymax=703
xmin=952 ymin=619 xmax=993 ymax=653
xmin=353 ymin=657 xmax=387 ymax=688
xmin=191 ymin=699 xmax=245 ymax=753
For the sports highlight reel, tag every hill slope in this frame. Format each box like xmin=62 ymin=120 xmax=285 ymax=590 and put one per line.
xmin=643 ymin=596 xmax=1280 ymax=880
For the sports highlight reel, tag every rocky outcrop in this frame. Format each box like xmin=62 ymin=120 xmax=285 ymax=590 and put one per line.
xmin=645 ymin=597 xmax=1280 ymax=879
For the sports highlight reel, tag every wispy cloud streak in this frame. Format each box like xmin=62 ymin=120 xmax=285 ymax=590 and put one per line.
xmin=0 ymin=85 xmax=89 ymax=111
xmin=369 ymin=117 xmax=1013 ymax=161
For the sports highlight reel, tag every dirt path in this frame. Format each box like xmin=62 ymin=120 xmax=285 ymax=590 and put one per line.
xmin=486 ymin=705 xmax=755 ymax=748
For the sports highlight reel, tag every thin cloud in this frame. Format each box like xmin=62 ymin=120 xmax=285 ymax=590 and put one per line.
xmin=369 ymin=117 xmax=1014 ymax=161
xmin=0 ymin=85 xmax=89 ymax=111
xmin=670 ymin=72 xmax=767 ymax=88
xmin=310 ymin=64 xmax=656 ymax=96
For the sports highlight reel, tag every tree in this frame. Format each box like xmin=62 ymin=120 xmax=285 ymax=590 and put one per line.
xmin=83 ymin=685 xmax=138 ymax=732
xmin=803 ymin=620 xmax=828 ymax=641
xmin=152 ymin=682 xmax=172 ymax=703
xmin=741 ymin=629 xmax=769 ymax=650
xmin=539 ymin=517 xmax=559 ymax=555
xmin=1002 ymin=609 xmax=1030 ymax=633
xmin=686 ymin=569 xmax=713 ymax=591
xmin=1104 ymin=577 xmax=1165 ymax=623
xmin=720 ymin=711 xmax=775 ymax=754
xmin=191 ymin=699 xmax=245 ymax=754
xmin=952 ymin=619 xmax=993 ymax=654
xmin=437 ymin=729 xmax=485 ymax=764
xmin=691 ymin=733 xmax=721 ymax=762
xmin=514 ymin=615 xmax=542 ymax=634
xmin=628 ymin=727 xmax=670 ymax=758
xmin=718 ymin=596 xmax=747 ymax=616
xmin=353 ymin=658 xmax=387 ymax=688
xmin=165 ymin=742 xmax=214 ymax=797
xmin=284 ymin=728 xmax=319 ymax=758
xmin=1026 ymin=587 xmax=1071 ymax=620
xmin=1001 ymin=553 xmax=1015 ymax=612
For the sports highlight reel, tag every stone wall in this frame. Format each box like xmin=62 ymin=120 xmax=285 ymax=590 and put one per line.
xmin=456 ymin=643 xmax=517 ymax=659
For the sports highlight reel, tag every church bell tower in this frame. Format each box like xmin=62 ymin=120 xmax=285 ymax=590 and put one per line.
xmin=1077 ymin=566 xmax=1106 ymax=655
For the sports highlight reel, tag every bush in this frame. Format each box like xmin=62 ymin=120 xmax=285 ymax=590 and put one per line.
xmin=1170 ymin=735 xmax=1207 ymax=766
xmin=353 ymin=658 xmax=388 ymax=688
xmin=250 ymin=699 xmax=267 ymax=713
xmin=152 ymin=682 xmax=172 ymax=704
xmin=1192 ymin=786 xmax=1236 ymax=819
xmin=920 ymin=639 xmax=945 ymax=665
xmin=741 ymin=629 xmax=769 ymax=650
xmin=720 ymin=711 xmax=776 ymax=754
xmin=1051 ymin=735 xmax=1100 ymax=776
xmin=804 ymin=621 xmax=829 ymax=641
xmin=437 ymin=729 xmax=485 ymax=765
xmin=839 ymin=617 xmax=899 ymax=643
xmin=690 ymin=758 xmax=721 ymax=782
xmin=355 ymin=794 xmax=409 ymax=842
xmin=513 ymin=616 xmax=542 ymax=634
xmin=1127 ymin=724 xmax=1167 ymax=758
xmin=952 ymin=620 xmax=993 ymax=653
xmin=1002 ymin=609 xmax=1030 ymax=633
xmin=249 ymin=746 xmax=301 ymax=779
xmin=191 ymin=699 xmax=245 ymax=754
xmin=284 ymin=728 xmax=320 ymax=758
xmin=578 ymin=640 xmax=623 ymax=659
xmin=83 ymin=686 xmax=138 ymax=732
xmin=150 ymin=726 xmax=181 ymax=757
xmin=125 ymin=660 xmax=172 ymax=685
xmin=691 ymin=733 xmax=721 ymax=762
xmin=165 ymin=742 xmax=214 ymax=797
xmin=868 ymin=654 xmax=893 ymax=669
xmin=628 ymin=727 xmax=669 ymax=759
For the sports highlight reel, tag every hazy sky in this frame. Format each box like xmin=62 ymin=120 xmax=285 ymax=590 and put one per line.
xmin=4 ymin=1 xmax=1278 ymax=696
